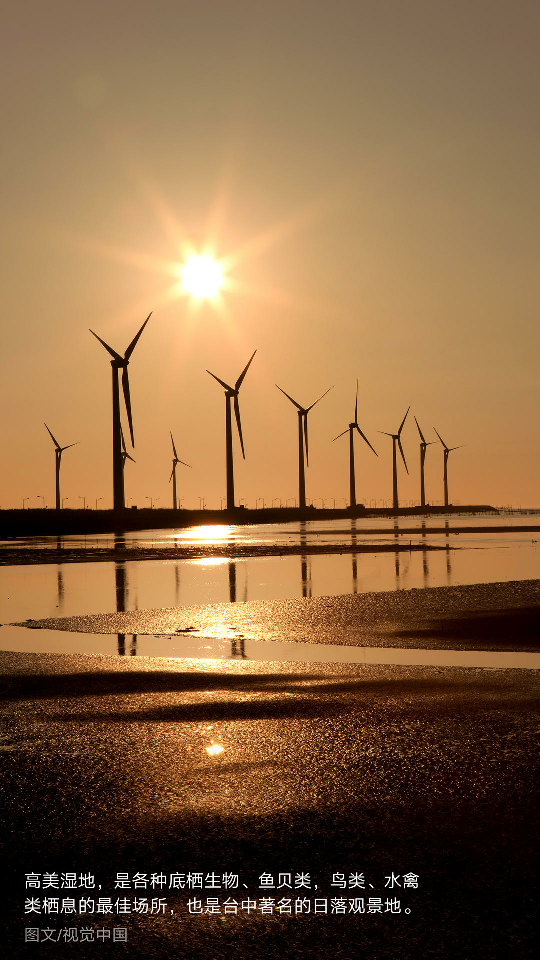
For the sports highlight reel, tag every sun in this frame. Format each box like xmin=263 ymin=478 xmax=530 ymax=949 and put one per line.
xmin=180 ymin=254 xmax=224 ymax=298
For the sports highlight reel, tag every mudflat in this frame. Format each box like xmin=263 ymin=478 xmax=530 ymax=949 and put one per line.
xmin=15 ymin=579 xmax=540 ymax=650
xmin=1 ymin=579 xmax=539 ymax=957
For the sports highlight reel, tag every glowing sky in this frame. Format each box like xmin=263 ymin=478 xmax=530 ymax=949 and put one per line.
xmin=1 ymin=0 xmax=538 ymax=509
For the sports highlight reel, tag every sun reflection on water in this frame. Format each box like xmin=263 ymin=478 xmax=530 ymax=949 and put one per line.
xmin=189 ymin=557 xmax=230 ymax=566
xmin=177 ymin=526 xmax=233 ymax=544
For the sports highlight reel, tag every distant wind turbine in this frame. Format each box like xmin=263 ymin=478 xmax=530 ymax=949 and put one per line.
xmin=434 ymin=428 xmax=466 ymax=508
xmin=90 ymin=313 xmax=151 ymax=511
xmin=169 ymin=432 xmax=191 ymax=510
xmin=414 ymin=417 xmax=435 ymax=510
xmin=333 ymin=381 xmax=377 ymax=509
xmin=207 ymin=350 xmax=256 ymax=510
xmin=120 ymin=425 xmax=135 ymax=467
xmin=379 ymin=406 xmax=410 ymax=512
xmin=276 ymin=383 xmax=333 ymax=509
xmin=44 ymin=424 xmax=79 ymax=510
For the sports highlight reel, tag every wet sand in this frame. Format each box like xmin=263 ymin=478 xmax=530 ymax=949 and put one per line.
xmin=16 ymin=579 xmax=540 ymax=651
xmin=0 ymin=540 xmax=450 ymax=566
xmin=1 ymin=652 xmax=539 ymax=958
xmin=1 ymin=580 xmax=539 ymax=957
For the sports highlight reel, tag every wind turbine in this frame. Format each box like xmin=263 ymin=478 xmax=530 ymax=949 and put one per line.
xmin=276 ymin=383 xmax=333 ymax=510
xmin=44 ymin=424 xmax=79 ymax=510
xmin=207 ymin=350 xmax=257 ymax=510
xmin=90 ymin=313 xmax=151 ymax=511
xmin=333 ymin=381 xmax=377 ymax=509
xmin=120 ymin=425 xmax=135 ymax=468
xmin=379 ymin=406 xmax=410 ymax=512
xmin=169 ymin=432 xmax=191 ymax=510
xmin=414 ymin=416 xmax=435 ymax=510
xmin=434 ymin=428 xmax=466 ymax=508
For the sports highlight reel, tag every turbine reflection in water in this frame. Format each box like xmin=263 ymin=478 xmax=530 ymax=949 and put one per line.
xmin=114 ymin=534 xmax=137 ymax=656
xmin=300 ymin=521 xmax=312 ymax=599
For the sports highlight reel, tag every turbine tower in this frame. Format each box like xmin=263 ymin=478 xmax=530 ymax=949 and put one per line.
xmin=169 ymin=432 xmax=191 ymax=510
xmin=379 ymin=406 xmax=410 ymax=512
xmin=333 ymin=381 xmax=377 ymax=509
xmin=414 ymin=416 xmax=435 ymax=510
xmin=44 ymin=424 xmax=79 ymax=510
xmin=90 ymin=314 xmax=151 ymax=511
xmin=434 ymin=428 xmax=465 ymax=508
xmin=207 ymin=350 xmax=256 ymax=510
xmin=276 ymin=384 xmax=332 ymax=509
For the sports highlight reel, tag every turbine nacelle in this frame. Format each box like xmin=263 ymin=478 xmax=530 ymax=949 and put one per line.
xmin=277 ymin=384 xmax=333 ymax=465
xmin=378 ymin=406 xmax=410 ymax=473
xmin=120 ymin=426 xmax=135 ymax=464
xmin=169 ymin=431 xmax=191 ymax=481
xmin=90 ymin=313 xmax=151 ymax=447
xmin=434 ymin=427 xmax=467 ymax=456
xmin=207 ymin=350 xmax=256 ymax=459
xmin=44 ymin=424 xmax=79 ymax=458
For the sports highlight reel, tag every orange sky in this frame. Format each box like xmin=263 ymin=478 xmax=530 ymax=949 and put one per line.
xmin=1 ymin=0 xmax=538 ymax=510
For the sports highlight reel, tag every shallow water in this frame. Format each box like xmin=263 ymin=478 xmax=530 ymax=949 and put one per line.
xmin=1 ymin=623 xmax=539 ymax=668
xmin=1 ymin=516 xmax=538 ymax=662
xmin=0 ymin=532 xmax=537 ymax=624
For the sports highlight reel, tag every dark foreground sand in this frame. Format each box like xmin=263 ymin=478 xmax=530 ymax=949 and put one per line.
xmin=1 ymin=581 xmax=539 ymax=958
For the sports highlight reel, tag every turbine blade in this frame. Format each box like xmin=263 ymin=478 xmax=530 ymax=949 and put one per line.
xmin=125 ymin=453 xmax=136 ymax=463
xmin=333 ymin=428 xmax=349 ymax=441
xmin=276 ymin=384 xmax=304 ymax=410
xmin=449 ymin=444 xmax=466 ymax=452
xmin=60 ymin=442 xmax=80 ymax=452
xmin=355 ymin=425 xmax=378 ymax=455
xmin=44 ymin=423 xmax=60 ymax=448
xmin=122 ymin=369 xmax=135 ymax=446
xmin=378 ymin=431 xmax=395 ymax=437
xmin=235 ymin=349 xmax=257 ymax=391
xmin=414 ymin=416 xmax=426 ymax=444
xmin=124 ymin=312 xmax=152 ymax=360
xmin=178 ymin=460 xmax=191 ymax=467
xmin=234 ymin=394 xmax=246 ymax=458
xmin=398 ymin=406 xmax=410 ymax=436
xmin=169 ymin=466 xmax=174 ymax=482
xmin=120 ymin=424 xmax=127 ymax=453
xmin=170 ymin=431 xmax=178 ymax=459
xmin=354 ymin=379 xmax=359 ymax=423
xmin=207 ymin=370 xmax=234 ymax=392
xmin=89 ymin=329 xmax=123 ymax=362
xmin=307 ymin=385 xmax=333 ymax=412
xmin=304 ymin=413 xmax=309 ymax=466
xmin=433 ymin=427 xmax=449 ymax=450
xmin=398 ymin=437 xmax=408 ymax=473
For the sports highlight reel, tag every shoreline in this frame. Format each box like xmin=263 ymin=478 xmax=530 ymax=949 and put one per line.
xmin=0 ymin=503 xmax=504 ymax=538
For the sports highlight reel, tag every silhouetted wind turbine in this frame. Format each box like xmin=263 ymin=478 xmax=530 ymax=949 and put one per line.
xmin=333 ymin=380 xmax=377 ymax=509
xmin=120 ymin=425 xmax=135 ymax=467
xmin=90 ymin=314 xmax=151 ymax=511
xmin=434 ymin=428 xmax=466 ymax=508
xmin=169 ymin=432 xmax=191 ymax=510
xmin=379 ymin=406 xmax=410 ymax=512
xmin=414 ymin=417 xmax=435 ymax=510
xmin=276 ymin=383 xmax=333 ymax=509
xmin=207 ymin=350 xmax=256 ymax=510
xmin=44 ymin=424 xmax=79 ymax=510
